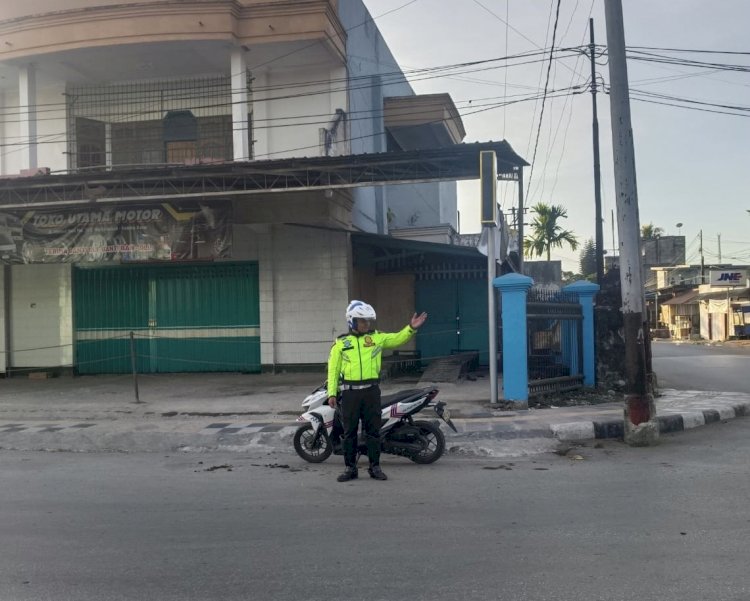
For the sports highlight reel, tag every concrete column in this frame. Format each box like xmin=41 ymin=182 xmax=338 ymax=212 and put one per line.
xmin=493 ymin=273 xmax=534 ymax=406
xmin=370 ymin=74 xmax=388 ymax=234
xmin=18 ymin=64 xmax=38 ymax=171
xmin=0 ymin=90 xmax=6 ymax=176
xmin=105 ymin=123 xmax=113 ymax=170
xmin=564 ymin=280 xmax=600 ymax=387
xmin=230 ymin=49 xmax=251 ymax=162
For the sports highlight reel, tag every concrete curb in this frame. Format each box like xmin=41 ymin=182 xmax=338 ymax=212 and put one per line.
xmin=550 ymin=402 xmax=750 ymax=442
xmin=1 ymin=397 xmax=748 ymax=453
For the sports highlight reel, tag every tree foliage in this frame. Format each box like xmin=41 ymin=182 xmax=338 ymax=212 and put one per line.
xmin=524 ymin=203 xmax=579 ymax=261
xmin=579 ymin=238 xmax=597 ymax=277
xmin=641 ymin=223 xmax=664 ymax=239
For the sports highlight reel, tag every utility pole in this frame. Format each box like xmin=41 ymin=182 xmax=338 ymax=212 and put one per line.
xmin=718 ymin=233 xmax=722 ymax=263
xmin=480 ymin=151 xmax=499 ymax=404
xmin=517 ymin=167 xmax=525 ymax=273
xmin=604 ymin=0 xmax=658 ymax=446
xmin=589 ymin=18 xmax=605 ymax=285
xmin=700 ymin=230 xmax=705 ymax=283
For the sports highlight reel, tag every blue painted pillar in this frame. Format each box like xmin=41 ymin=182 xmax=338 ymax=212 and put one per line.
xmin=493 ymin=273 xmax=534 ymax=404
xmin=563 ymin=280 xmax=600 ymax=387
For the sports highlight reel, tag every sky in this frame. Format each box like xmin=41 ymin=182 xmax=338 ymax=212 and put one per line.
xmin=362 ymin=0 xmax=750 ymax=272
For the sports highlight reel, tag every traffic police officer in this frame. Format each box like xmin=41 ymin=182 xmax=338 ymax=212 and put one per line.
xmin=327 ymin=300 xmax=427 ymax=482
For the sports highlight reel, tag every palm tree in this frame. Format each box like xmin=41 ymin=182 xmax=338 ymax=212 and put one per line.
xmin=640 ymin=223 xmax=664 ymax=239
xmin=524 ymin=203 xmax=579 ymax=261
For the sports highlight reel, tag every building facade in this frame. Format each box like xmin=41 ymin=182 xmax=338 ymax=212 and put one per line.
xmin=651 ymin=265 xmax=750 ymax=341
xmin=0 ymin=0 xmax=470 ymax=374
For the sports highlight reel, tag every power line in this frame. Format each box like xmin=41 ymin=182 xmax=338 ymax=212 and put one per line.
xmin=0 ymin=87 xmax=585 ymax=166
xmin=524 ymin=1 xmax=556 ymax=163
xmin=0 ymin=48 xmax=572 ymax=121
xmin=538 ymin=0 xmax=596 ymax=203
xmin=0 ymin=85 xmax=584 ymax=152
xmin=525 ymin=0 xmax=563 ymax=205
xmin=621 ymin=93 xmax=750 ymax=119
xmin=627 ymin=45 xmax=750 ymax=57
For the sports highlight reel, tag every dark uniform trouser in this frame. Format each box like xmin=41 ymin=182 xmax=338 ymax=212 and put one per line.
xmin=340 ymin=385 xmax=381 ymax=468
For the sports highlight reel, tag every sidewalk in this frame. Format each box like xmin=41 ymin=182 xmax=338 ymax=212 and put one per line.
xmin=0 ymin=372 xmax=748 ymax=454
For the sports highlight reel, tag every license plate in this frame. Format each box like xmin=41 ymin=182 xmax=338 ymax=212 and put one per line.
xmin=440 ymin=408 xmax=451 ymax=422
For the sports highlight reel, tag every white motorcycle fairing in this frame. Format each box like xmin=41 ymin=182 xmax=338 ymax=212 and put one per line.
xmin=381 ymin=397 xmax=431 ymax=432
xmin=296 ymin=404 xmax=336 ymax=435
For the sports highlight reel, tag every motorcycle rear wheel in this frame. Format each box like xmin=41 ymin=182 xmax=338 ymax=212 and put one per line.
xmin=293 ymin=424 xmax=333 ymax=463
xmin=408 ymin=420 xmax=445 ymax=464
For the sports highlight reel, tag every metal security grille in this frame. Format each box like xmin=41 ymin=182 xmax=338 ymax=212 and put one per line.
xmin=66 ymin=76 xmax=251 ymax=171
xmin=74 ymin=262 xmax=260 ymax=374
xmin=526 ymin=288 xmax=583 ymax=395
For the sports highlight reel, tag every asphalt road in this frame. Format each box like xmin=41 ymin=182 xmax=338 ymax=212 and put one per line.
xmin=2 ymin=418 xmax=750 ymax=601
xmin=652 ymin=341 xmax=750 ymax=393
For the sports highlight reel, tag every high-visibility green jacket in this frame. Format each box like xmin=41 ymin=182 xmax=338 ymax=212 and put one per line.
xmin=327 ymin=325 xmax=417 ymax=397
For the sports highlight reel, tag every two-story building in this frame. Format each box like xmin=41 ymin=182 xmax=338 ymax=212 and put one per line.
xmin=0 ymin=0 xmax=527 ymax=375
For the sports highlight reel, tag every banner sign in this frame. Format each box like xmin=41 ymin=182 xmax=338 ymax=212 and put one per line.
xmin=0 ymin=202 xmax=231 ymax=264
xmin=709 ymin=269 xmax=748 ymax=287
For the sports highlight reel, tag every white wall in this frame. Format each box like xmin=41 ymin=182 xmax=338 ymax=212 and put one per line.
xmin=35 ymin=77 xmax=67 ymax=172
xmin=338 ymin=1 xmax=459 ymax=234
xmin=0 ymin=268 xmax=5 ymax=372
xmin=0 ymin=71 xmax=67 ymax=175
xmin=439 ymin=180 xmax=458 ymax=229
xmin=0 ymin=90 xmax=6 ymax=176
xmin=1 ymin=88 xmax=22 ymax=176
xmin=10 ymin=263 xmax=73 ymax=367
xmin=339 ymin=1 xmax=414 ymax=235
xmin=257 ymin=225 xmax=349 ymax=366
xmin=252 ymin=65 xmax=349 ymax=161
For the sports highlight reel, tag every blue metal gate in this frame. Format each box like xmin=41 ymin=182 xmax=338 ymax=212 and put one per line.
xmin=526 ymin=288 xmax=583 ymax=395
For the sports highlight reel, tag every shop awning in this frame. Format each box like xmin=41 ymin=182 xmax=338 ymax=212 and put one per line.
xmin=663 ymin=289 xmax=700 ymax=305
xmin=0 ymin=141 xmax=528 ymax=209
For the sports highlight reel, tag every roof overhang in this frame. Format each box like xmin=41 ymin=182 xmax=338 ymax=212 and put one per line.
xmin=697 ymin=287 xmax=750 ymax=301
xmin=662 ymin=289 xmax=700 ymax=305
xmin=352 ymin=231 xmax=484 ymax=270
xmin=384 ymin=94 xmax=466 ymax=149
xmin=0 ymin=141 xmax=528 ymax=209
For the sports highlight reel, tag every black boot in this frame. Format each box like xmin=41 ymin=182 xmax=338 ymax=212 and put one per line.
xmin=337 ymin=466 xmax=358 ymax=482
xmin=368 ymin=465 xmax=387 ymax=481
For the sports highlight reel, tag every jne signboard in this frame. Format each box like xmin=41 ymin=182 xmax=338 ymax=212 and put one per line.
xmin=709 ymin=270 xmax=748 ymax=287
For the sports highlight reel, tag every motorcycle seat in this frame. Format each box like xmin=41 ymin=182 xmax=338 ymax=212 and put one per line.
xmin=380 ymin=388 xmax=431 ymax=408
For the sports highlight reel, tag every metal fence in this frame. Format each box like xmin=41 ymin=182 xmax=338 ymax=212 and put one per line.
xmin=526 ymin=288 xmax=583 ymax=395
xmin=66 ymin=75 xmax=249 ymax=172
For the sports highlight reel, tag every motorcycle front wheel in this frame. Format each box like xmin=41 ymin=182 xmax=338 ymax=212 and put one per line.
xmin=293 ymin=424 xmax=333 ymax=463
xmin=408 ymin=420 xmax=446 ymax=464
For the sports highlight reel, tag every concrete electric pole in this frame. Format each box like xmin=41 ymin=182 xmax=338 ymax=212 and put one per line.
xmin=603 ymin=0 xmax=659 ymax=446
xmin=480 ymin=151 xmax=499 ymax=404
xmin=589 ymin=18 xmax=605 ymax=285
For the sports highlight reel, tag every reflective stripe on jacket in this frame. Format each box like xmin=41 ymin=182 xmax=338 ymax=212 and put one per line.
xmin=327 ymin=325 xmax=416 ymax=398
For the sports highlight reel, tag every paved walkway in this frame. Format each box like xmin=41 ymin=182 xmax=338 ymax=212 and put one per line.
xmin=0 ymin=372 xmax=747 ymax=454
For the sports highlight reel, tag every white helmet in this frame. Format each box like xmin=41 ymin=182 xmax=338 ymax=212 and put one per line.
xmin=346 ymin=300 xmax=376 ymax=330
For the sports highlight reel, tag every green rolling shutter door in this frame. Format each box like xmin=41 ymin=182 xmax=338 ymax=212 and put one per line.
xmin=74 ymin=263 xmax=260 ymax=373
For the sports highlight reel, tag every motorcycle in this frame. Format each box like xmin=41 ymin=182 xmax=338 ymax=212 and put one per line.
xmin=293 ymin=383 xmax=457 ymax=464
